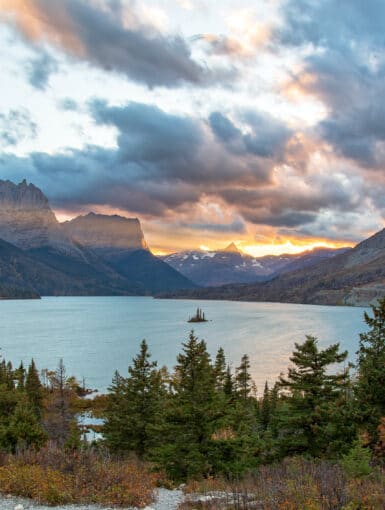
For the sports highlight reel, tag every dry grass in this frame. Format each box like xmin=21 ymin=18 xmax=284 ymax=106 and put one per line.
xmin=180 ymin=458 xmax=385 ymax=510
xmin=0 ymin=445 xmax=159 ymax=507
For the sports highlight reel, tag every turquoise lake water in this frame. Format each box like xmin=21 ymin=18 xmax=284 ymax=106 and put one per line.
xmin=0 ymin=297 xmax=369 ymax=393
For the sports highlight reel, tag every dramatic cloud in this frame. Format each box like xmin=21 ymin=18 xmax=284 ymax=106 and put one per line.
xmin=0 ymin=0 xmax=232 ymax=87
xmin=209 ymin=111 xmax=292 ymax=160
xmin=0 ymin=98 xmax=374 ymax=241
xmin=280 ymin=0 xmax=385 ymax=168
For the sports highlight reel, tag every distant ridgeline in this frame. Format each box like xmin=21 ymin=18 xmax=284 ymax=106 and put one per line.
xmin=188 ymin=307 xmax=208 ymax=323
xmin=160 ymin=227 xmax=385 ymax=307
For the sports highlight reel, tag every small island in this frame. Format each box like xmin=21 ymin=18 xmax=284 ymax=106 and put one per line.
xmin=188 ymin=307 xmax=208 ymax=323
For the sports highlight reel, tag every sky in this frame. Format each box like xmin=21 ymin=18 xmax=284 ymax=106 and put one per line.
xmin=0 ymin=0 xmax=384 ymax=255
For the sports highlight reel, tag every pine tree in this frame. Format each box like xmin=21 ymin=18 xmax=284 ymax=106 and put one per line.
xmin=14 ymin=362 xmax=25 ymax=391
xmin=104 ymin=340 xmax=165 ymax=458
xmin=157 ymin=331 xmax=217 ymax=480
xmin=235 ymin=354 xmax=252 ymax=401
xmin=356 ymin=298 xmax=385 ymax=444
xmin=25 ymin=359 xmax=43 ymax=418
xmin=279 ymin=335 xmax=349 ymax=457
xmin=223 ymin=365 xmax=234 ymax=399
xmin=7 ymin=399 xmax=47 ymax=451
xmin=214 ymin=347 xmax=227 ymax=391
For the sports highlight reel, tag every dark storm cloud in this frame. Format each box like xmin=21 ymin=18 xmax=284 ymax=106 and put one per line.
xmin=209 ymin=111 xmax=292 ymax=160
xmin=89 ymin=100 xmax=279 ymax=185
xmin=26 ymin=51 xmax=58 ymax=90
xmin=0 ymin=100 xmax=290 ymax=217
xmin=0 ymin=0 xmax=234 ymax=88
xmin=90 ymin=100 xmax=204 ymax=180
xmin=279 ymin=0 xmax=385 ymax=167
xmin=0 ymin=109 xmax=38 ymax=146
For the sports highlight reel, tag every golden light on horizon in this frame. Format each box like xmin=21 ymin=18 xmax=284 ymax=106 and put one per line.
xmin=242 ymin=240 xmax=353 ymax=258
xmin=151 ymin=238 xmax=355 ymax=257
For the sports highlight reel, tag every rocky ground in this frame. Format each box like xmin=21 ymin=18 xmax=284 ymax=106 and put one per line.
xmin=0 ymin=488 xmax=185 ymax=510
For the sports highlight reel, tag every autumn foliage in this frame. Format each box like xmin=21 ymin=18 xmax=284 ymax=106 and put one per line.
xmin=180 ymin=457 xmax=385 ymax=510
xmin=0 ymin=445 xmax=159 ymax=507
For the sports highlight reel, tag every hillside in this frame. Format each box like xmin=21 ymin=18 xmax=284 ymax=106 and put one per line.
xmin=160 ymin=229 xmax=385 ymax=306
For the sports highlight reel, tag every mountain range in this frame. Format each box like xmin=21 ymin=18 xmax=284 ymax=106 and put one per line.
xmin=161 ymin=228 xmax=385 ymax=306
xmin=0 ymin=179 xmax=195 ymax=297
xmin=162 ymin=242 xmax=348 ymax=287
xmin=1 ymin=179 xmax=384 ymax=306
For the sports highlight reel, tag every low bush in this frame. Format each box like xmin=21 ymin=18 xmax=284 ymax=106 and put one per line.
xmin=180 ymin=457 xmax=385 ymax=510
xmin=0 ymin=445 xmax=159 ymax=507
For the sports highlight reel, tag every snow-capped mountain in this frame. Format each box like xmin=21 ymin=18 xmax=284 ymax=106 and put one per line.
xmin=162 ymin=243 xmax=349 ymax=287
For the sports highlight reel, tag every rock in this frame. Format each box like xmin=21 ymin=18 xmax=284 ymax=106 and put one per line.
xmin=14 ymin=504 xmax=24 ymax=510
xmin=0 ymin=179 xmax=82 ymax=257
xmin=62 ymin=212 xmax=148 ymax=255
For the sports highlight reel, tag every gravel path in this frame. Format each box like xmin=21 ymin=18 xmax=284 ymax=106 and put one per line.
xmin=0 ymin=489 xmax=185 ymax=510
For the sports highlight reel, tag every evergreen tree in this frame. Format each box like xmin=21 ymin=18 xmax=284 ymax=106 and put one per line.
xmin=214 ymin=347 xmax=227 ymax=391
xmin=157 ymin=331 xmax=217 ymax=480
xmin=104 ymin=340 xmax=165 ymax=458
xmin=7 ymin=399 xmax=46 ymax=451
xmin=14 ymin=362 xmax=25 ymax=391
xmin=356 ymin=298 xmax=385 ymax=445
xmin=25 ymin=359 xmax=43 ymax=418
xmin=279 ymin=335 xmax=349 ymax=457
xmin=223 ymin=365 xmax=234 ymax=400
xmin=235 ymin=354 xmax=252 ymax=401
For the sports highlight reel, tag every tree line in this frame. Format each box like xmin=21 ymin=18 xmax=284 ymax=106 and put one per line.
xmin=0 ymin=299 xmax=384 ymax=483
xmin=103 ymin=299 xmax=385 ymax=480
xmin=0 ymin=357 xmax=88 ymax=452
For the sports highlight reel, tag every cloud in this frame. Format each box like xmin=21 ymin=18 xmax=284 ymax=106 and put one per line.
xmin=209 ymin=111 xmax=292 ymax=160
xmin=25 ymin=50 xmax=58 ymax=90
xmin=57 ymin=98 xmax=79 ymax=111
xmin=279 ymin=0 xmax=385 ymax=168
xmin=0 ymin=0 xmax=233 ymax=88
xmin=179 ymin=218 xmax=246 ymax=233
xmin=0 ymin=98 xmax=380 ymax=242
xmin=0 ymin=109 xmax=38 ymax=146
xmin=0 ymin=100 xmax=291 ymax=217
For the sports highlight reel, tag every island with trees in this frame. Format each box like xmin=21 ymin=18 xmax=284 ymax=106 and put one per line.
xmin=188 ymin=307 xmax=208 ymax=323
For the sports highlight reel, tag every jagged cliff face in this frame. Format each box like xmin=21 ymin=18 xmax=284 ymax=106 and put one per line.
xmin=0 ymin=179 xmax=195 ymax=297
xmin=62 ymin=213 xmax=148 ymax=255
xmin=0 ymin=179 xmax=83 ymax=257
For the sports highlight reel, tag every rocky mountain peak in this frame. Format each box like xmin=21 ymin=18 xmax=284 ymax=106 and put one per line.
xmin=62 ymin=212 xmax=148 ymax=255
xmin=0 ymin=179 xmax=50 ymax=211
xmin=223 ymin=242 xmax=241 ymax=254
xmin=0 ymin=179 xmax=83 ymax=256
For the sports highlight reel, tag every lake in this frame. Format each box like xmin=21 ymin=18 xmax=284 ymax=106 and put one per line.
xmin=0 ymin=297 xmax=369 ymax=393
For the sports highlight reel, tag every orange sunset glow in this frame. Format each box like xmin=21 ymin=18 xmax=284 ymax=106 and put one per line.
xmin=0 ymin=0 xmax=384 ymax=258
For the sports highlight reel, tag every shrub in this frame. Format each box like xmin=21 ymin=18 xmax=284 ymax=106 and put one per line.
xmin=0 ymin=445 xmax=159 ymax=507
xmin=341 ymin=440 xmax=373 ymax=478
